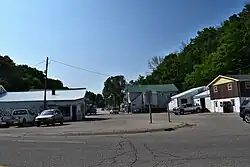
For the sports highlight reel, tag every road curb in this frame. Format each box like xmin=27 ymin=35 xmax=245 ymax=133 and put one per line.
xmin=57 ymin=122 xmax=196 ymax=136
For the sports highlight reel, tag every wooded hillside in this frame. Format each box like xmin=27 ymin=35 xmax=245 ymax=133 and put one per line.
xmin=0 ymin=55 xmax=67 ymax=91
xmin=131 ymin=5 xmax=250 ymax=91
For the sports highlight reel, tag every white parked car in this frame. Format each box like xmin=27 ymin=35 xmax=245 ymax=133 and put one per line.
xmin=12 ymin=109 xmax=36 ymax=127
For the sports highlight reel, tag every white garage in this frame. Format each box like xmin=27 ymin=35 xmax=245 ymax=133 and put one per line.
xmin=193 ymin=90 xmax=212 ymax=112
xmin=0 ymin=86 xmax=87 ymax=121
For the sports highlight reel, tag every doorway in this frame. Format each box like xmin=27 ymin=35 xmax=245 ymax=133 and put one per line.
xmin=72 ymin=105 xmax=77 ymax=121
xmin=200 ymin=98 xmax=206 ymax=109
xmin=223 ymin=101 xmax=234 ymax=113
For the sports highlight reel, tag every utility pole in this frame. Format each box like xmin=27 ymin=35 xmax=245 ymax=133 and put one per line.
xmin=43 ymin=57 xmax=49 ymax=110
xmin=166 ymin=95 xmax=171 ymax=122
xmin=146 ymin=91 xmax=153 ymax=123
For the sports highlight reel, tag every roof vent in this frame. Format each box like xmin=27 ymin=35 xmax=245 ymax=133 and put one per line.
xmin=52 ymin=89 xmax=56 ymax=95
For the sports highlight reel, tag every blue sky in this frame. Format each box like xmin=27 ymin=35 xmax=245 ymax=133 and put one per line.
xmin=0 ymin=0 xmax=246 ymax=93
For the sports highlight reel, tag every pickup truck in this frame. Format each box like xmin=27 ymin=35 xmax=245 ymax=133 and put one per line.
xmin=173 ymin=103 xmax=201 ymax=115
xmin=12 ymin=109 xmax=36 ymax=127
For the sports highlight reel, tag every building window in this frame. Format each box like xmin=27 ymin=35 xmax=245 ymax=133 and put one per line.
xmin=245 ymin=82 xmax=250 ymax=89
xmin=231 ymin=99 xmax=235 ymax=106
xmin=180 ymin=99 xmax=188 ymax=104
xmin=58 ymin=106 xmax=71 ymax=117
xmin=213 ymin=86 xmax=218 ymax=93
xmin=215 ymin=101 xmax=218 ymax=107
xmin=227 ymin=83 xmax=232 ymax=90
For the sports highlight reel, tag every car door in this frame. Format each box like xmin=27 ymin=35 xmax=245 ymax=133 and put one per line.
xmin=58 ymin=110 xmax=63 ymax=120
xmin=54 ymin=110 xmax=60 ymax=121
xmin=27 ymin=110 xmax=35 ymax=122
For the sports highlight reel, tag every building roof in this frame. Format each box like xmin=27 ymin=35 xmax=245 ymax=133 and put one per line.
xmin=0 ymin=89 xmax=86 ymax=102
xmin=226 ymin=75 xmax=250 ymax=81
xmin=171 ymin=86 xmax=206 ymax=99
xmin=126 ymin=84 xmax=178 ymax=93
xmin=193 ymin=90 xmax=210 ymax=99
xmin=207 ymin=75 xmax=250 ymax=87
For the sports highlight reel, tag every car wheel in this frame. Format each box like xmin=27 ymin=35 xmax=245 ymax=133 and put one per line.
xmin=244 ymin=113 xmax=250 ymax=123
xmin=60 ymin=119 xmax=63 ymax=125
xmin=196 ymin=108 xmax=201 ymax=113
xmin=52 ymin=119 xmax=55 ymax=126
xmin=19 ymin=118 xmax=26 ymax=127
xmin=36 ymin=123 xmax=40 ymax=127
xmin=180 ymin=110 xmax=184 ymax=115
xmin=5 ymin=123 xmax=9 ymax=128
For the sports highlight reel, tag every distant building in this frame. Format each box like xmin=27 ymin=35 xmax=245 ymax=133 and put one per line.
xmin=126 ymin=84 xmax=178 ymax=112
xmin=207 ymin=75 xmax=250 ymax=113
xmin=0 ymin=86 xmax=86 ymax=121
xmin=168 ymin=86 xmax=206 ymax=111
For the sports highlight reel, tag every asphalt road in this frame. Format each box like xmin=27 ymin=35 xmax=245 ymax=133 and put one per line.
xmin=1 ymin=113 xmax=250 ymax=167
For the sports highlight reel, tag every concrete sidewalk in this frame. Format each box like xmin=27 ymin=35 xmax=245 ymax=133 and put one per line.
xmin=54 ymin=120 xmax=194 ymax=136
xmin=36 ymin=116 xmax=194 ymax=136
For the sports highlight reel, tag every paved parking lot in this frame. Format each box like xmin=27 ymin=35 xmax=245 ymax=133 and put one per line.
xmin=0 ymin=112 xmax=244 ymax=137
xmin=1 ymin=112 xmax=250 ymax=167
xmin=0 ymin=112 xmax=187 ymax=137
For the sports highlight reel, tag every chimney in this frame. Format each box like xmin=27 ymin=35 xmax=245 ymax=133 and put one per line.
xmin=52 ymin=89 xmax=56 ymax=95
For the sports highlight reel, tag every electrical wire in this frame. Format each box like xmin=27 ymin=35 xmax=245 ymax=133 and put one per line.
xmin=33 ymin=60 xmax=45 ymax=67
xmin=50 ymin=59 xmax=110 ymax=76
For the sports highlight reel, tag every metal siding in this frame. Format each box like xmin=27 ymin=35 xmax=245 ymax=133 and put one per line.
xmin=239 ymin=81 xmax=250 ymax=97
xmin=210 ymin=82 xmax=239 ymax=100
xmin=205 ymin=97 xmax=212 ymax=112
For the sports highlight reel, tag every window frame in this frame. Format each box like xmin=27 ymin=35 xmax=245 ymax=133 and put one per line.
xmin=215 ymin=101 xmax=218 ymax=107
xmin=227 ymin=83 xmax=232 ymax=90
xmin=180 ymin=98 xmax=188 ymax=104
xmin=231 ymin=99 xmax=235 ymax=106
xmin=245 ymin=82 xmax=250 ymax=89
xmin=213 ymin=86 xmax=218 ymax=93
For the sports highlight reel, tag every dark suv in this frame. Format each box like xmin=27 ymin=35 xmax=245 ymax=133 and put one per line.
xmin=240 ymin=99 xmax=250 ymax=123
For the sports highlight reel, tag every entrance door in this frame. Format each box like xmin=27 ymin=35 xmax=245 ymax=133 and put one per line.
xmin=72 ymin=105 xmax=77 ymax=121
xmin=200 ymin=98 xmax=206 ymax=109
xmin=214 ymin=101 xmax=218 ymax=112
xmin=223 ymin=102 xmax=233 ymax=113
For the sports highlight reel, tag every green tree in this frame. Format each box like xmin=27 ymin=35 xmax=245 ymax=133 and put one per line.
xmin=0 ymin=55 xmax=66 ymax=91
xmin=102 ymin=75 xmax=126 ymax=108
xmin=134 ymin=4 xmax=250 ymax=91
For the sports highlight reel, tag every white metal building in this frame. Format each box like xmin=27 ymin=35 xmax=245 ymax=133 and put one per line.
xmin=126 ymin=84 xmax=178 ymax=111
xmin=0 ymin=86 xmax=86 ymax=121
xmin=193 ymin=90 xmax=212 ymax=111
xmin=168 ymin=86 xmax=206 ymax=111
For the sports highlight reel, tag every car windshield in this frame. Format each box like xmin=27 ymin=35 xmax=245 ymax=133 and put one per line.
xmin=112 ymin=108 xmax=119 ymax=110
xmin=241 ymin=100 xmax=250 ymax=106
xmin=13 ymin=110 xmax=27 ymax=115
xmin=40 ymin=110 xmax=54 ymax=115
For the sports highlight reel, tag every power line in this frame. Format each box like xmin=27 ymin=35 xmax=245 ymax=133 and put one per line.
xmin=50 ymin=59 xmax=110 ymax=77
xmin=33 ymin=60 xmax=45 ymax=67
